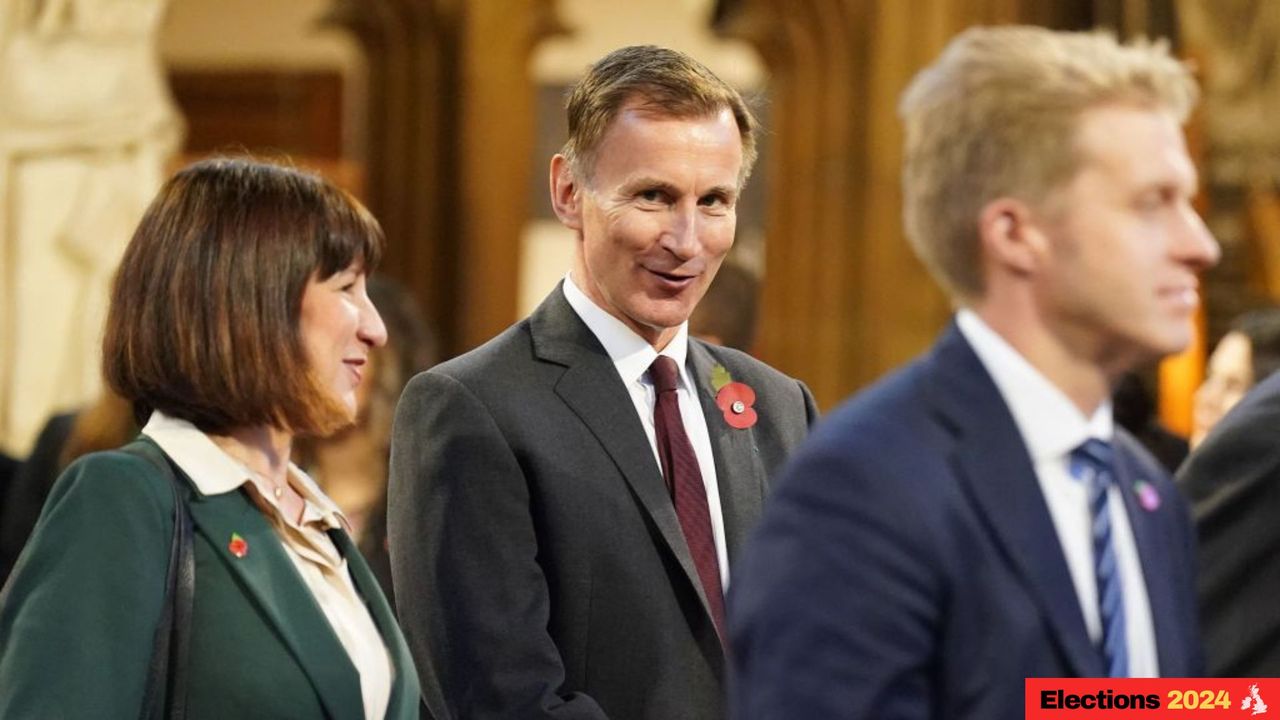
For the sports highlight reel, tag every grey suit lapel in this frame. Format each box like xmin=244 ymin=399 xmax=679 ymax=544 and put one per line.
xmin=687 ymin=341 xmax=767 ymax=562
xmin=529 ymin=287 xmax=721 ymax=629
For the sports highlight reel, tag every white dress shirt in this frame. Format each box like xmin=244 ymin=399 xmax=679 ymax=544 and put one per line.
xmin=143 ymin=411 xmax=393 ymax=719
xmin=957 ymin=310 xmax=1159 ymax=677
xmin=562 ymin=275 xmax=731 ymax=587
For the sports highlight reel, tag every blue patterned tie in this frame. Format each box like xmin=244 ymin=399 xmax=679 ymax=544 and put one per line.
xmin=1070 ymin=438 xmax=1128 ymax=677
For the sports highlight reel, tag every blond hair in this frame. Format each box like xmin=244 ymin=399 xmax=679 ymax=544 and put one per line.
xmin=899 ymin=26 xmax=1198 ymax=301
xmin=562 ymin=45 xmax=758 ymax=187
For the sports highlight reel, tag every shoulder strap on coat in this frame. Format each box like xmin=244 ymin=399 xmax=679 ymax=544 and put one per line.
xmin=123 ymin=439 xmax=194 ymax=720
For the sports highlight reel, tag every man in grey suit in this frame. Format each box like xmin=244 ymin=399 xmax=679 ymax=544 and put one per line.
xmin=388 ymin=45 xmax=818 ymax=720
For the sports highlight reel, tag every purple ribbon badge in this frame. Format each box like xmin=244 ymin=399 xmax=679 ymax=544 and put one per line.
xmin=1134 ymin=480 xmax=1161 ymax=512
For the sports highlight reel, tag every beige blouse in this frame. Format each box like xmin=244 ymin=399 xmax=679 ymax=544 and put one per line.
xmin=143 ymin=412 xmax=393 ymax=720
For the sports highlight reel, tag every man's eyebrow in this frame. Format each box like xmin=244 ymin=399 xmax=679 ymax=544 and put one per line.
xmin=1132 ymin=171 xmax=1199 ymax=198
xmin=615 ymin=177 xmax=740 ymax=200
xmin=619 ymin=177 xmax=679 ymax=194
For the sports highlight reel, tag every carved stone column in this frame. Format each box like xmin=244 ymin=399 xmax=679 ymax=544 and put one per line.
xmin=324 ymin=0 xmax=563 ymax=355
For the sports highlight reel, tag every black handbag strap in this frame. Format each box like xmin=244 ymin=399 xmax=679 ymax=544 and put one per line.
xmin=126 ymin=440 xmax=194 ymax=720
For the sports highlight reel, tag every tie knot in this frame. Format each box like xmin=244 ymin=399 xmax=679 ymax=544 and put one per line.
xmin=649 ymin=355 xmax=681 ymax=394
xmin=1070 ymin=438 xmax=1115 ymax=483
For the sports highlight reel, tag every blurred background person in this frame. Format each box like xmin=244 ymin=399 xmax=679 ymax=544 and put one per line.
xmin=297 ymin=274 xmax=436 ymax=610
xmin=0 ymin=390 xmax=137 ymax=584
xmin=1179 ymin=309 xmax=1280 ymax=678
xmin=0 ymin=453 xmax=14 ymax=537
xmin=688 ymin=259 xmax=760 ymax=352
xmin=1180 ymin=368 xmax=1280 ymax=678
xmin=1190 ymin=307 xmax=1280 ymax=447
xmin=0 ymin=158 xmax=420 ymax=719
xmin=1113 ymin=372 xmax=1189 ymax=473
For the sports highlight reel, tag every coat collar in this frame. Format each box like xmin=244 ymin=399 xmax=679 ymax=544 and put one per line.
xmin=141 ymin=437 xmax=417 ymax=719
xmin=184 ymin=482 xmax=366 ymax=719
xmin=141 ymin=412 xmax=349 ymax=532
xmin=560 ymin=272 xmax=692 ymax=387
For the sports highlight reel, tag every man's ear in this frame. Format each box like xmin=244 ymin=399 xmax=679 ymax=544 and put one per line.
xmin=978 ymin=197 xmax=1045 ymax=278
xmin=550 ymin=154 xmax=583 ymax=231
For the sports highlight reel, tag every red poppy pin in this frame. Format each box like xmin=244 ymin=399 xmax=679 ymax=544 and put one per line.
xmin=711 ymin=364 xmax=758 ymax=430
xmin=228 ymin=532 xmax=249 ymax=558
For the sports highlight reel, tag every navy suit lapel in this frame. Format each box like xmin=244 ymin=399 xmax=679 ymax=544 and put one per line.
xmin=926 ymin=324 xmax=1102 ymax=677
xmin=687 ymin=341 xmax=767 ymax=562
xmin=1110 ymin=436 xmax=1181 ymax=675
xmin=529 ymin=287 xmax=721 ymax=635
xmin=186 ymin=490 xmax=363 ymax=720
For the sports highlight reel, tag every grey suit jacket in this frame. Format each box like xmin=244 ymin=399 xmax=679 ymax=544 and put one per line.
xmin=388 ymin=286 xmax=817 ymax=720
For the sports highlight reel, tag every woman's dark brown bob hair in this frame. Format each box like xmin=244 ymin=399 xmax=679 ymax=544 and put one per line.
xmin=103 ymin=157 xmax=383 ymax=436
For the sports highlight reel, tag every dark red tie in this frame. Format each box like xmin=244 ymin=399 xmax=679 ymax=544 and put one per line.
xmin=649 ymin=355 xmax=726 ymax=640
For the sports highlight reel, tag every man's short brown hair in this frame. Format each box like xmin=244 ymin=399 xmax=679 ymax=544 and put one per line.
xmin=103 ymin=157 xmax=384 ymax=436
xmin=898 ymin=26 xmax=1198 ymax=301
xmin=562 ymin=44 xmax=759 ymax=186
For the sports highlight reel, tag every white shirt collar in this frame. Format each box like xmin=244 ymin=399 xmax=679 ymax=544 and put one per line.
xmin=956 ymin=309 xmax=1112 ymax=462
xmin=562 ymin=274 xmax=692 ymax=389
xmin=142 ymin=410 xmax=346 ymax=528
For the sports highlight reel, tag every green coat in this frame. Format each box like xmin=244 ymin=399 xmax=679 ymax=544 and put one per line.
xmin=0 ymin=437 xmax=421 ymax=719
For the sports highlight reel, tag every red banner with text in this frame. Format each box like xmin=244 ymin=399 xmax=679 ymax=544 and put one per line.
xmin=1026 ymin=678 xmax=1280 ymax=719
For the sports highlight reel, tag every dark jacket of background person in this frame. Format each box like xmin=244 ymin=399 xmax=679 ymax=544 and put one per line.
xmin=0 ymin=436 xmax=420 ymax=719
xmin=1178 ymin=370 xmax=1280 ymax=676
xmin=0 ymin=393 xmax=137 ymax=585
xmin=1113 ymin=373 xmax=1189 ymax=474
xmin=0 ymin=413 xmax=72 ymax=584
xmin=0 ymin=453 xmax=14 ymax=553
xmin=0 ymin=409 xmax=74 ymax=584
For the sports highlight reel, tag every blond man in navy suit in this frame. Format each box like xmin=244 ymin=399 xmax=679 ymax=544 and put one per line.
xmin=731 ymin=27 xmax=1218 ymax=720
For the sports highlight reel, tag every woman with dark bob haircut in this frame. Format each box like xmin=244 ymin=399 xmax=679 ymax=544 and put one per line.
xmin=0 ymin=158 xmax=421 ymax=719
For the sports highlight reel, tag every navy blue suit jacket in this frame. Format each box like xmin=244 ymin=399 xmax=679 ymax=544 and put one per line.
xmin=728 ymin=324 xmax=1203 ymax=720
